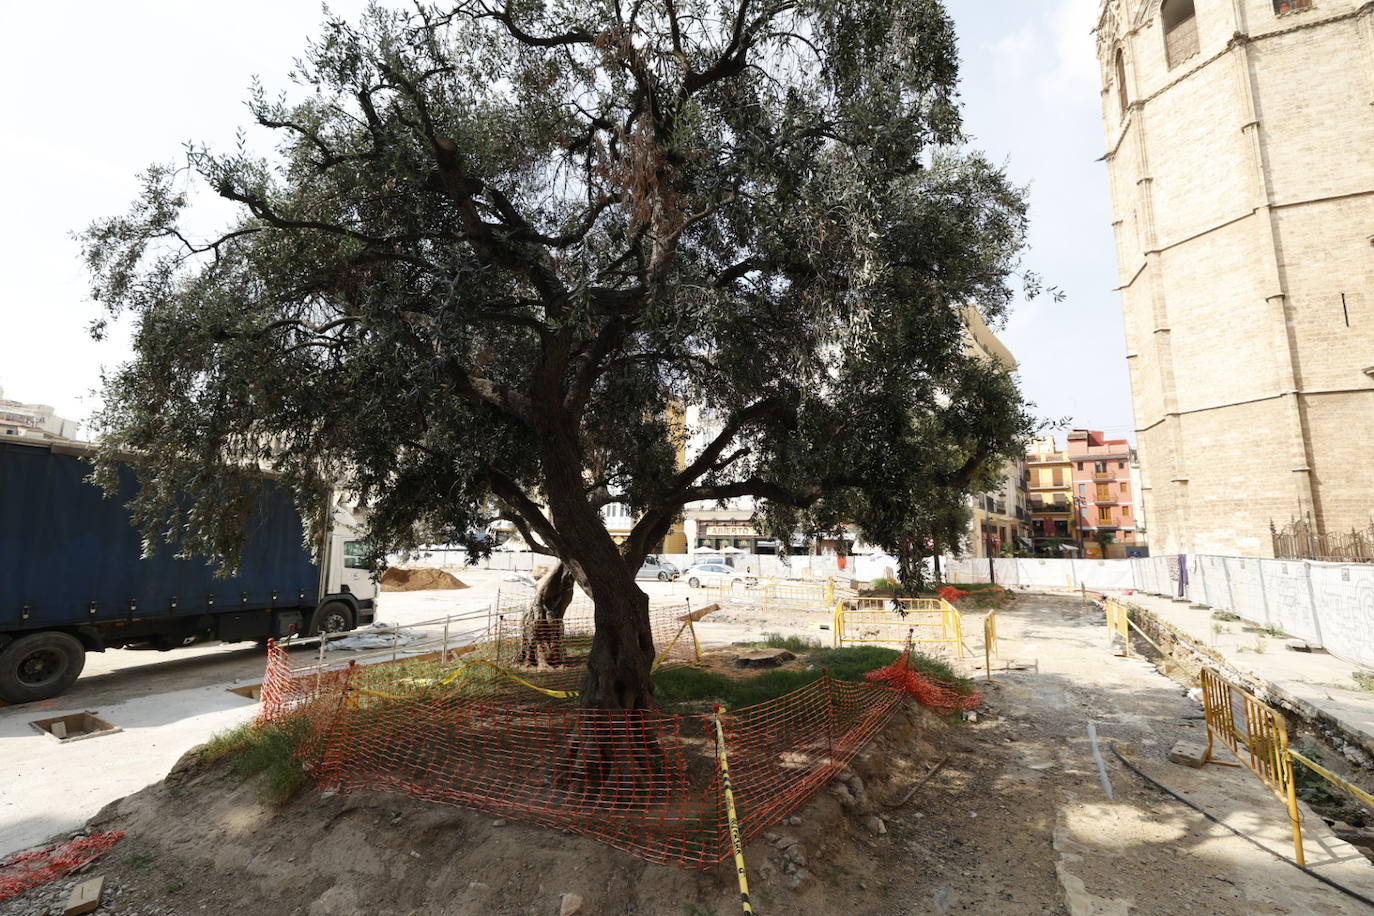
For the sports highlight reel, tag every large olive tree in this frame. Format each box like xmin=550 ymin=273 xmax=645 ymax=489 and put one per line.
xmin=85 ymin=0 xmax=1036 ymax=711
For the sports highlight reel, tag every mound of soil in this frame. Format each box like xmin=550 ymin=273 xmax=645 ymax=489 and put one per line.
xmin=379 ymin=567 xmax=468 ymax=592
xmin=3 ymin=701 xmax=967 ymax=916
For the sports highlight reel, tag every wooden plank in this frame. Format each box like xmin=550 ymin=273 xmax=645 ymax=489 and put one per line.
xmin=64 ymin=876 xmax=104 ymax=915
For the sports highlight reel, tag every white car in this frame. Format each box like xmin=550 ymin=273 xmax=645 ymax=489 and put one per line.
xmin=682 ymin=563 xmax=757 ymax=589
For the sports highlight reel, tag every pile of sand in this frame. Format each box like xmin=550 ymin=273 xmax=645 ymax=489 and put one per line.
xmin=378 ymin=566 xmax=468 ymax=592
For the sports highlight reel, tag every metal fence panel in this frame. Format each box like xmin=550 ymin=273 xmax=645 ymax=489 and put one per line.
xmin=1258 ymin=558 xmax=1321 ymax=644
xmin=1307 ymin=561 xmax=1374 ymax=666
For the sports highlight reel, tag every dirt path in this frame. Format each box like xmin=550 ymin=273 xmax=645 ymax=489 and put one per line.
xmin=871 ymin=594 xmax=1374 ymax=915
xmin=7 ymin=595 xmax=1374 ymax=915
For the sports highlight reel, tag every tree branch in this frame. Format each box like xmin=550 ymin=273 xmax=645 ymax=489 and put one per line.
xmin=484 ymin=467 xmax=562 ymax=553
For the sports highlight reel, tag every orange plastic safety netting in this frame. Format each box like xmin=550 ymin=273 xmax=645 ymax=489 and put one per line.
xmin=0 ymin=830 xmax=124 ymax=901
xmin=258 ymin=599 xmax=706 ymax=719
xmin=863 ymin=650 xmax=983 ymax=714
xmin=256 ymin=640 xmax=912 ymax=867
xmin=939 ymin=584 xmax=1005 ymax=603
xmin=252 ymin=587 xmax=985 ymax=870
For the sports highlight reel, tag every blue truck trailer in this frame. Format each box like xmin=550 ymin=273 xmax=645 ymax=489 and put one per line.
xmin=0 ymin=437 xmax=377 ymax=703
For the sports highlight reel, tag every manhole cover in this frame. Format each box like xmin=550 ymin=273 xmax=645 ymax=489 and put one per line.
xmin=30 ymin=712 xmax=121 ymax=743
xmin=227 ymin=684 xmax=263 ymax=701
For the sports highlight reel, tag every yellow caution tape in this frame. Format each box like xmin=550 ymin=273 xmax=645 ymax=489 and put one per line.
xmin=346 ymin=658 xmax=580 ymax=702
xmin=437 ymin=657 xmax=581 ymax=699
xmin=712 ymin=707 xmax=754 ymax=915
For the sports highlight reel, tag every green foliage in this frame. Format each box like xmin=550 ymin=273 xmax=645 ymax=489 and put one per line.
xmin=82 ymin=3 xmax=1042 ymax=705
xmin=1211 ymin=611 xmax=1241 ymax=622
xmin=868 ymin=577 xmax=899 ymax=593
xmin=1352 ymin=672 xmax=1374 ymax=693
xmin=84 ymin=1 xmax=1037 ymax=582
xmin=201 ymin=717 xmax=312 ymax=805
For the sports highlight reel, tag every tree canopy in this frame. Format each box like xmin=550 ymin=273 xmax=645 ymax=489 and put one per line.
xmin=85 ymin=0 xmax=1037 ymax=707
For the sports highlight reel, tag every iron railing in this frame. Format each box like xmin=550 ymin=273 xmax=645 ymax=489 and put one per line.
xmin=1271 ymin=515 xmax=1374 ymax=563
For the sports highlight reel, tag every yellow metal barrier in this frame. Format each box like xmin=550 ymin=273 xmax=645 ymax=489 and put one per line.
xmin=1200 ymin=667 xmax=1304 ymax=865
xmin=760 ymin=579 xmax=837 ymax=612
xmin=1104 ymin=599 xmax=1131 ymax=657
xmin=1290 ymin=749 xmax=1374 ymax=810
xmin=698 ymin=578 xmax=756 ymax=604
xmin=833 ymin=598 xmax=964 ymax=657
xmin=983 ymin=612 xmax=998 ymax=681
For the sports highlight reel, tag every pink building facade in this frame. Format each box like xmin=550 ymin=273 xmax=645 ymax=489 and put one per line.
xmin=1067 ymin=429 xmax=1143 ymax=558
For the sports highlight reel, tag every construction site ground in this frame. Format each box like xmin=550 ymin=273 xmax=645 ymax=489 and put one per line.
xmin=8 ymin=593 xmax=1374 ymax=914
xmin=1107 ymin=588 xmax=1374 ymax=761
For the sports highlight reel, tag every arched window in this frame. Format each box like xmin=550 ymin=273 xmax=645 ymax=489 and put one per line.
xmin=1162 ymin=0 xmax=1199 ymax=69
xmin=1115 ymin=49 xmax=1129 ymax=116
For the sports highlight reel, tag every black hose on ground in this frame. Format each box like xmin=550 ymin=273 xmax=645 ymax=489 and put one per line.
xmin=1109 ymin=744 xmax=1374 ymax=911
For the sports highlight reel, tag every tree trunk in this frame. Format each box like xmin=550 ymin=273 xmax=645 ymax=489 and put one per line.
xmin=516 ymin=561 xmax=576 ymax=667
xmin=536 ymin=421 xmax=658 ymax=711
xmin=579 ymin=584 xmax=656 ymax=709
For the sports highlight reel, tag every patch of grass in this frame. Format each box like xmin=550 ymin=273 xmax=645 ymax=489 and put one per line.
xmin=808 ymin=645 xmax=903 ymax=681
xmin=1211 ymin=611 xmax=1241 ymax=622
xmin=653 ymin=666 xmax=814 ymax=709
xmin=200 ymin=717 xmax=312 ymax=805
xmin=1352 ymin=672 xmax=1374 ymax=693
xmin=653 ymin=645 xmax=974 ymax=711
xmin=761 ymin=632 xmax=823 ymax=652
xmin=1260 ymin=626 xmax=1287 ymax=639
xmin=733 ymin=632 xmax=824 ymax=653
xmin=127 ymin=851 xmax=157 ymax=871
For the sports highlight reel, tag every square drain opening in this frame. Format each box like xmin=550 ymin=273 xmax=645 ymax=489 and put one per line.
xmin=30 ymin=712 xmax=121 ymax=743
xmin=227 ymin=684 xmax=263 ymax=701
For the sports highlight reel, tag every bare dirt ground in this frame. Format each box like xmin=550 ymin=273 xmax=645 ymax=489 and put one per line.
xmin=6 ymin=594 xmax=1374 ymax=915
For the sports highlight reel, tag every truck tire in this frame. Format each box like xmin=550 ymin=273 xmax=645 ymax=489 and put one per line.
xmin=0 ymin=631 xmax=86 ymax=704
xmin=308 ymin=602 xmax=355 ymax=637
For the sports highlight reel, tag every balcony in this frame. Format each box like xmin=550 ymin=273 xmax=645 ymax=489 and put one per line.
xmin=1030 ymin=502 xmax=1072 ymax=515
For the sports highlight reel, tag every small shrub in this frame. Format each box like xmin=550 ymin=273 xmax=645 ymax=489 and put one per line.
xmin=1212 ymin=611 xmax=1241 ymax=622
xmin=201 ymin=717 xmax=313 ymax=805
xmin=1352 ymin=672 xmax=1374 ymax=693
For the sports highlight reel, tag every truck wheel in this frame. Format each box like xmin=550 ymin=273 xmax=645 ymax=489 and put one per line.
xmin=687 ymin=577 xmax=700 ymax=588
xmin=0 ymin=631 xmax=86 ymax=704
xmin=657 ymin=571 xmax=671 ymax=581
xmin=309 ymin=602 xmax=355 ymax=637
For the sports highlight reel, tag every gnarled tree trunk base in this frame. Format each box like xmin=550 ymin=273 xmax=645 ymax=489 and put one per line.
xmin=517 ymin=562 xmax=576 ymax=667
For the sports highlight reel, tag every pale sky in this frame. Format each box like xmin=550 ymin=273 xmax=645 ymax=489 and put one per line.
xmin=0 ymin=0 xmax=1131 ymax=443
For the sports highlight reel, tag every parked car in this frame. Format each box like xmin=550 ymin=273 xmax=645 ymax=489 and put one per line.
xmin=681 ymin=563 xmax=758 ymax=589
xmin=635 ymin=557 xmax=680 ymax=581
